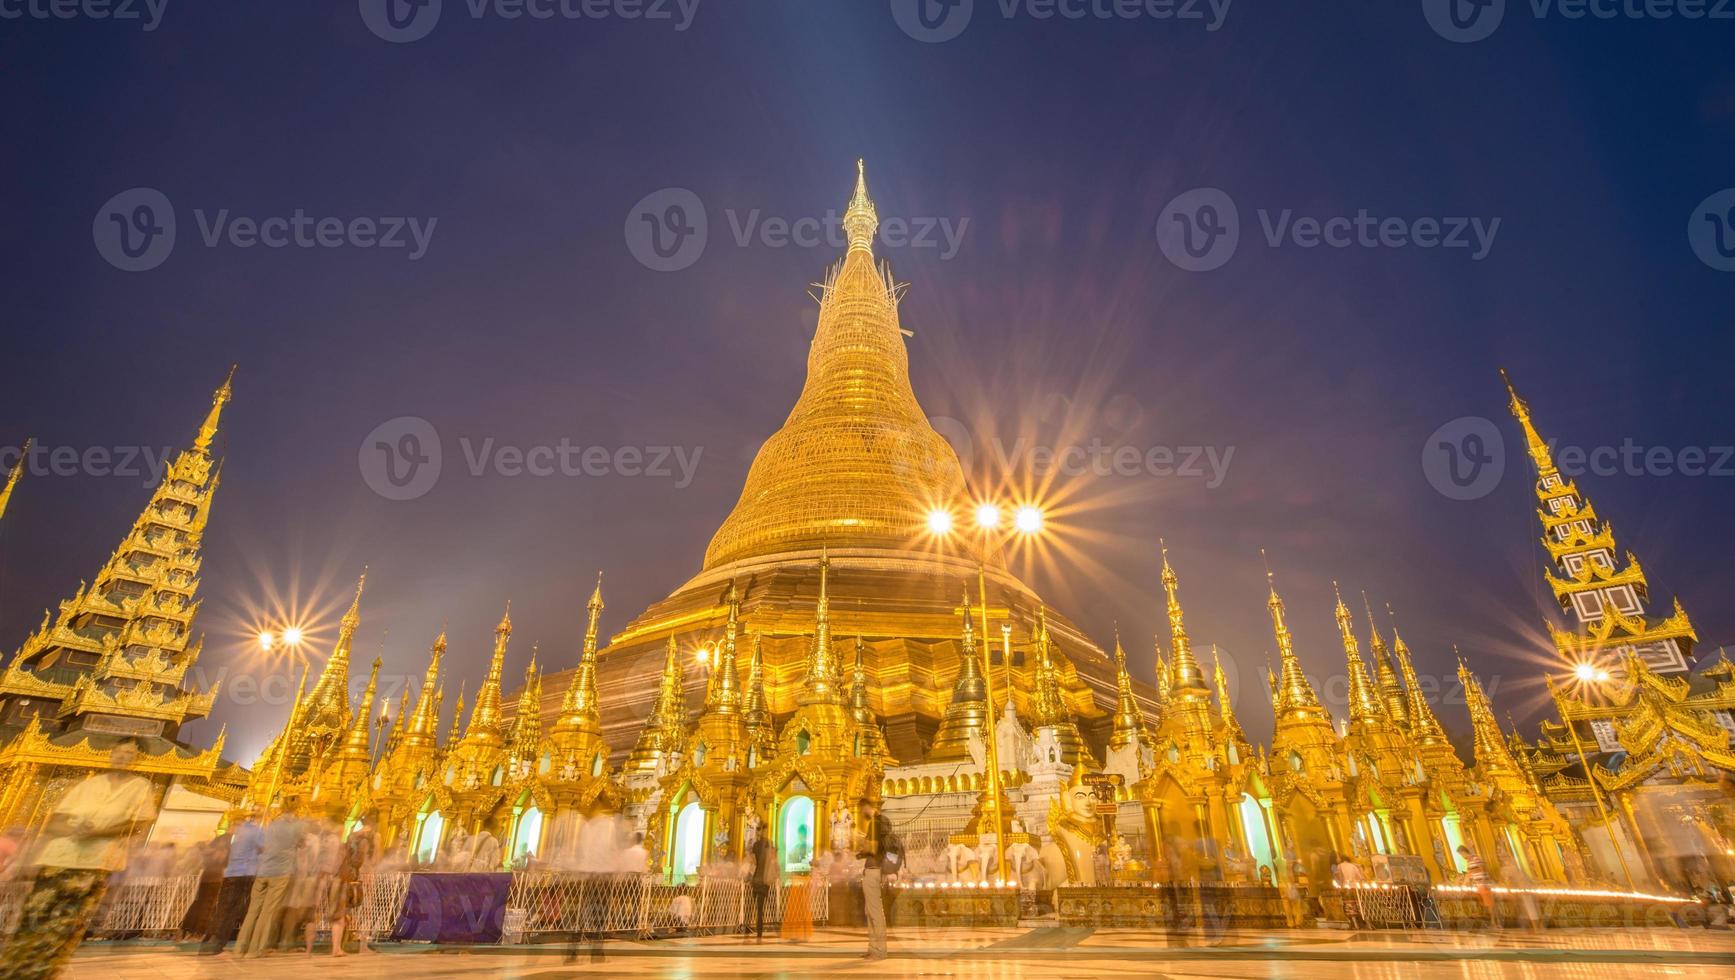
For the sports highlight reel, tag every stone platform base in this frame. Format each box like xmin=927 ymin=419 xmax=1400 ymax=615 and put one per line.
xmin=1056 ymin=885 xmax=1287 ymax=928
xmin=823 ymin=884 xmax=1021 ymax=927
xmin=1434 ymin=892 xmax=1706 ymax=929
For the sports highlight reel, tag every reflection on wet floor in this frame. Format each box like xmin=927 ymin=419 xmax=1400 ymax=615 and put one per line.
xmin=64 ymin=926 xmax=1735 ymax=980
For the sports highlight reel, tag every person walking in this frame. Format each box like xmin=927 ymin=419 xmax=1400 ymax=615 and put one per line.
xmin=0 ymin=739 xmax=155 ymax=980
xmin=1457 ymin=845 xmax=1499 ymax=929
xmin=749 ymin=831 xmax=775 ymax=941
xmin=330 ymin=819 xmax=378 ymax=956
xmin=201 ymin=809 xmax=263 ymax=954
xmin=854 ymin=798 xmax=897 ymax=962
xmin=233 ymin=800 xmax=307 ymax=957
xmin=179 ymin=834 xmax=230 ymax=941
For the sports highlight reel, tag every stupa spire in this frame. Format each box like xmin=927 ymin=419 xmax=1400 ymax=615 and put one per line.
xmin=405 ymin=631 xmax=446 ymax=744
xmin=335 ymin=658 xmax=380 ymax=763
xmin=1389 ymin=614 xmax=1448 ymax=745
xmin=1501 ymin=368 xmax=1559 ymax=478
xmin=193 ymin=364 xmax=236 ymax=455
xmin=930 ymin=592 xmax=990 ymax=761
xmin=555 ymin=575 xmax=605 ymax=738
xmin=742 ymin=632 xmax=775 ymax=758
xmin=1459 ymin=657 xmax=1523 ymax=778
xmin=704 ymin=584 xmax=743 ymax=713
xmin=1363 ymin=592 xmax=1410 ymax=731
xmin=1213 ymin=646 xmax=1244 ymax=741
xmin=305 ymin=569 xmax=366 ymax=727
xmin=0 ymin=438 xmax=28 ymax=523
xmin=1109 ymin=628 xmax=1144 ymax=750
xmin=798 ymin=549 xmax=844 ymax=705
xmin=701 ymin=161 xmax=968 ymax=570
xmin=1160 ymin=542 xmax=1209 ymax=701
xmin=1266 ymin=567 xmax=1326 ymax=721
xmin=624 ymin=633 xmax=687 ymax=775
xmin=1334 ymin=583 xmax=1384 ymax=726
xmin=466 ymin=600 xmax=512 ymax=737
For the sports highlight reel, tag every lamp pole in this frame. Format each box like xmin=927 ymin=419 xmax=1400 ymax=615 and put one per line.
xmin=1547 ymin=674 xmax=1637 ymax=892
xmin=975 ymin=553 xmax=1008 ymax=885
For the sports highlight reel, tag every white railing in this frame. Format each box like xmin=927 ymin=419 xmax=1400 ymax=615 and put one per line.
xmin=500 ymin=872 xmax=830 ymax=942
xmin=351 ymin=871 xmax=413 ymax=943
xmin=93 ymin=873 xmax=201 ymax=936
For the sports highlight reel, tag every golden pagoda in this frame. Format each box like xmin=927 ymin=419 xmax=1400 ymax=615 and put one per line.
xmin=1502 ymin=370 xmax=1734 ymax=888
xmin=369 ymin=631 xmax=448 ymax=848
xmin=531 ymin=162 xmax=1146 ymax=769
xmin=0 ymin=370 xmax=242 ymax=830
xmin=438 ymin=603 xmax=517 ymax=832
xmin=0 ymin=440 xmax=27 ymax=525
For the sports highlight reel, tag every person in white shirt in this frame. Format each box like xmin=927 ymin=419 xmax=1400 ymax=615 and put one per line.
xmin=0 ymin=739 xmax=155 ymax=980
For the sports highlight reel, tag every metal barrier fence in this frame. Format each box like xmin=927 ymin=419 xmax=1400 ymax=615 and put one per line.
xmin=350 ymin=871 xmax=413 ymax=943
xmin=93 ymin=874 xmax=201 ymax=936
xmin=500 ymin=872 xmax=830 ymax=942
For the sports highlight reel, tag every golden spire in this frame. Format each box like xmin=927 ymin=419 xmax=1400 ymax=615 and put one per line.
xmin=305 ymin=569 xmax=366 ymax=727
xmin=405 ymin=631 xmax=446 ymax=743
xmin=742 ymin=632 xmax=775 ymax=757
xmin=1363 ymin=592 xmax=1410 ymax=731
xmin=1391 ymin=621 xmax=1446 ymax=745
xmin=465 ymin=600 xmax=512 ymax=738
xmin=0 ymin=439 xmax=28 ymax=523
xmin=555 ymin=575 xmax=605 ymax=738
xmin=446 ymin=683 xmax=466 ymax=745
xmin=842 ymin=158 xmax=879 ymax=252
xmin=1266 ymin=567 xmax=1325 ymax=721
xmin=930 ymin=592 xmax=990 ymax=761
xmin=1213 ymin=645 xmax=1244 ymax=741
xmin=1029 ymin=605 xmax=1067 ymax=727
xmin=626 ymin=632 xmax=688 ymax=773
xmin=700 ymin=162 xmax=968 ymax=570
xmin=512 ymin=648 xmax=542 ymax=761
xmin=850 ymin=635 xmax=892 ymax=763
xmin=1152 ymin=636 xmax=1171 ymax=706
xmin=193 ymin=364 xmax=236 ymax=455
xmin=1501 ymin=368 xmax=1558 ymax=477
xmin=704 ymin=583 xmax=743 ymax=714
xmin=1160 ymin=542 xmax=1209 ymax=701
xmin=1109 ymin=628 xmax=1144 ymax=750
xmin=1334 ymin=583 xmax=1383 ymax=726
xmin=1458 ymin=656 xmax=1523 ymax=779
xmin=336 ymin=658 xmax=381 ymax=762
xmin=798 ymin=549 xmax=844 ymax=704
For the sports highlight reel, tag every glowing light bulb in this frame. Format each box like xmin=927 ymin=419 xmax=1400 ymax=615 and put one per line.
xmin=258 ymin=631 xmax=275 ymax=651
xmin=926 ymin=509 xmax=953 ymax=535
xmin=1574 ymin=663 xmax=1597 ymax=681
xmin=1013 ymin=505 xmax=1043 ymax=534
xmin=282 ymin=626 xmax=304 ymax=647
xmin=975 ymin=503 xmax=1001 ymax=529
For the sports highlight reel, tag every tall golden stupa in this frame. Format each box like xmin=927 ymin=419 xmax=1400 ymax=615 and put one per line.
xmin=529 ymin=163 xmax=1156 ymax=765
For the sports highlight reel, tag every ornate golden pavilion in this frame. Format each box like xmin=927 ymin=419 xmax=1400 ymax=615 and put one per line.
xmin=0 ymin=371 xmax=246 ymax=837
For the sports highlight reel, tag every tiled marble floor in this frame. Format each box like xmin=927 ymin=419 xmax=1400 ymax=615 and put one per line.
xmin=64 ymin=926 xmax=1735 ymax=979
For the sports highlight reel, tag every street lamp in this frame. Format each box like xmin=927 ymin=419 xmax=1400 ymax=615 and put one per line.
xmin=926 ymin=499 xmax=1047 ymax=886
xmin=1547 ymin=669 xmax=1637 ymax=892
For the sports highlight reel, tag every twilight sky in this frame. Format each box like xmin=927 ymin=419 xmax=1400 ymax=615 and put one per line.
xmin=1 ymin=1 xmax=1732 ymax=762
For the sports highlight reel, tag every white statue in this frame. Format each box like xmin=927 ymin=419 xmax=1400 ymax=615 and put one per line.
xmin=743 ymin=810 xmax=763 ymax=851
xmin=965 ymin=729 xmax=987 ymax=770
xmin=469 ymin=830 xmax=502 ymax=871
xmin=1005 ymin=837 xmax=1043 ymax=889
xmin=946 ymin=841 xmax=981 ymax=882
xmin=829 ymin=803 xmax=854 ymax=851
xmin=974 ymin=840 xmax=998 ymax=882
xmin=995 ymin=700 xmax=1035 ymax=774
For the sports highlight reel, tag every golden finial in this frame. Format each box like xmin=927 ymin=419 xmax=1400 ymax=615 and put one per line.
xmin=193 ymin=364 xmax=236 ymax=453
xmin=0 ymin=438 xmax=29 ymax=523
xmin=497 ymin=599 xmax=513 ymax=635
xmin=340 ymin=568 xmax=367 ymax=632
xmin=842 ymin=158 xmax=879 ymax=253
xmin=1500 ymin=368 xmax=1558 ymax=477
